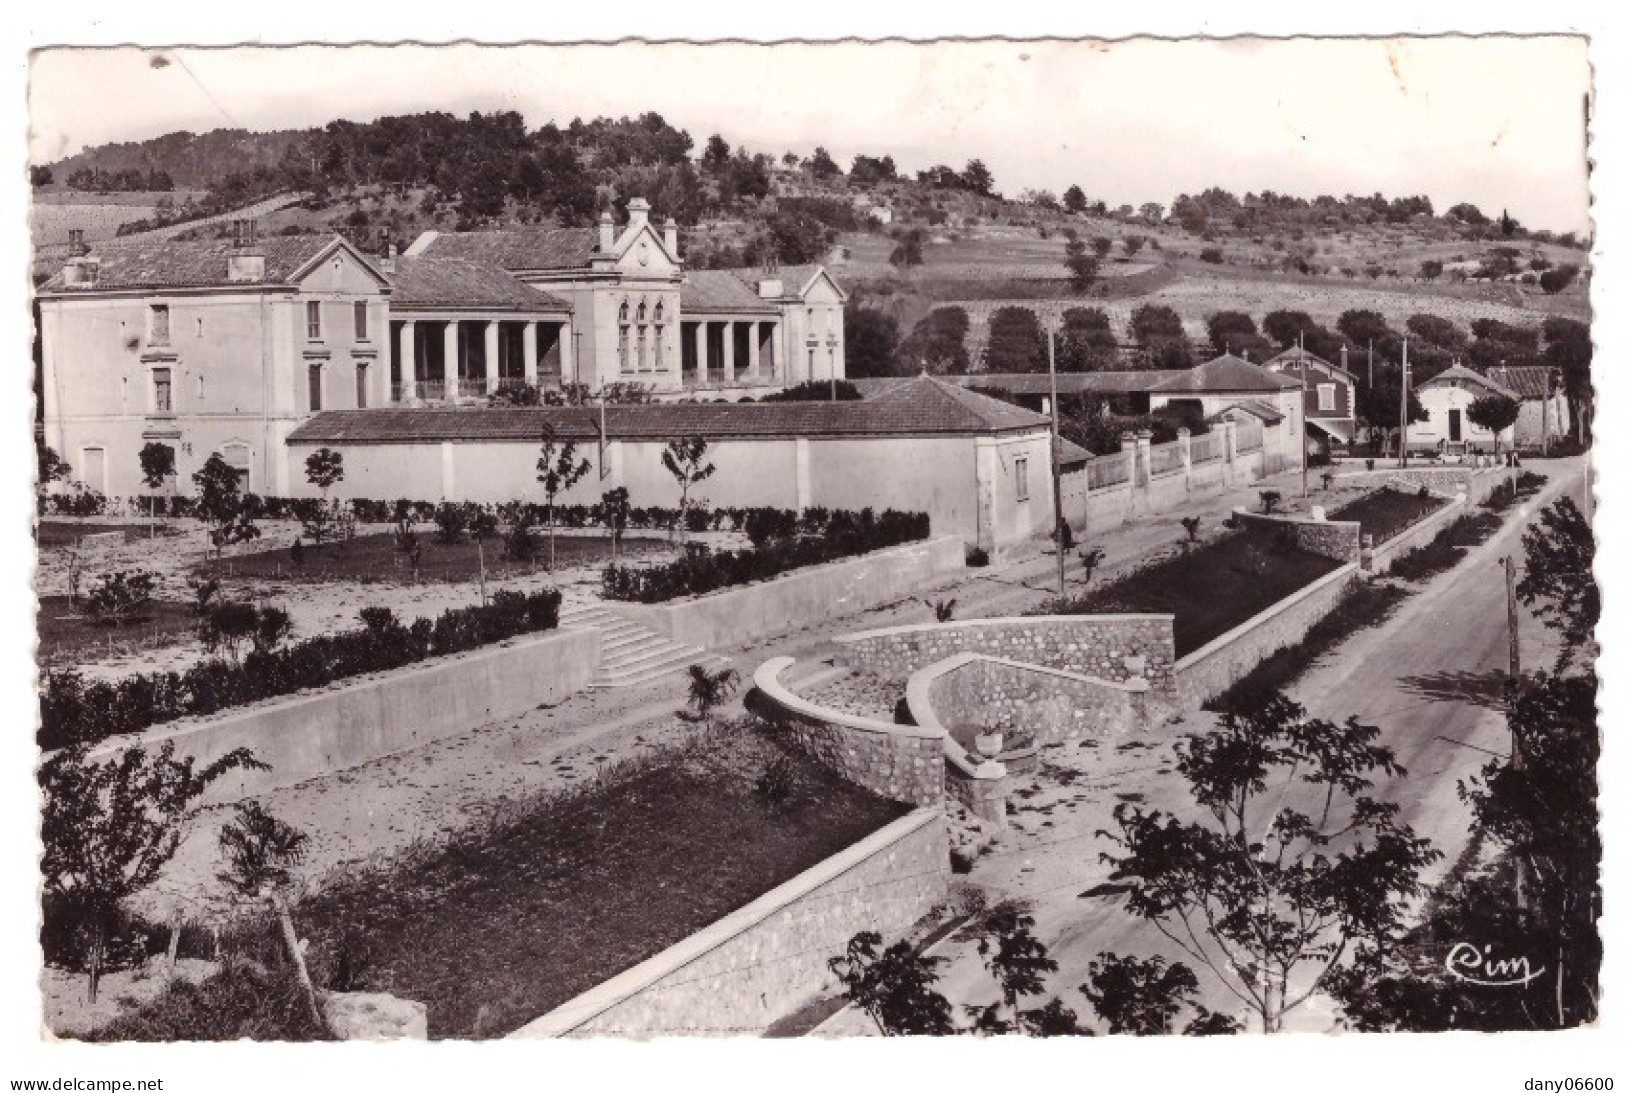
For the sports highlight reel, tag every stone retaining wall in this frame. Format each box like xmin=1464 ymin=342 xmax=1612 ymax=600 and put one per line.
xmin=751 ymin=657 xmax=946 ymax=808
xmin=834 ymin=615 xmax=1178 ymax=694
xmin=508 ymin=808 xmax=949 ymax=1037
xmin=1366 ymin=494 xmax=1468 ymax=574
xmin=1232 ymin=511 xmax=1363 ymax=564
xmin=1333 ymin=465 xmax=1508 ymax=505
xmin=909 ymin=652 xmax=1158 ymax=751
xmin=1175 ymin=562 xmax=1362 ymax=706
xmin=608 ymin=535 xmax=964 ymax=650
xmin=75 ymin=627 xmax=602 ymax=807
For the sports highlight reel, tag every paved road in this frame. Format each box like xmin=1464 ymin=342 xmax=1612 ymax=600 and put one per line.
xmin=822 ymin=456 xmax=1586 ymax=1035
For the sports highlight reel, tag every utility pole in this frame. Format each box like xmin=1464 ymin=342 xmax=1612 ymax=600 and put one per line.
xmin=1367 ymin=338 xmax=1374 ymax=390
xmin=1398 ymin=336 xmax=1411 ymax=469
xmin=1541 ymin=367 xmax=1551 ymax=455
xmin=1503 ymin=555 xmax=1521 ymax=682
xmin=1048 ymin=326 xmax=1066 ymax=598
xmin=1298 ymin=334 xmax=1309 ymax=497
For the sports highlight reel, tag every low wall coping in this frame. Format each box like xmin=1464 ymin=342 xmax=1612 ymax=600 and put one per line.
xmin=1234 ymin=510 xmax=1361 ymax=535
xmin=506 ymin=806 xmax=943 ymax=1040
xmin=1173 ymin=561 xmax=1360 ymax=674
xmin=71 ymin=626 xmax=593 ymax=763
xmin=834 ymin=612 xmax=1176 ymax=647
xmin=753 ymin=657 xmax=943 ymax=741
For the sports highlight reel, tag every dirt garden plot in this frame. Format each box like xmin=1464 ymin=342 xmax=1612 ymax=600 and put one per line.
xmin=1328 ymin=487 xmax=1449 ymax=545
xmin=1046 ymin=530 xmax=1344 ymax=657
xmin=80 ymin=721 xmax=908 ymax=1041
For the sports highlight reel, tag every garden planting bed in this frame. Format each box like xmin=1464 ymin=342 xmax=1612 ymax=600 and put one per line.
xmin=87 ymin=723 xmax=909 ymax=1041
xmin=1052 ymin=530 xmax=1345 ymax=656
xmin=1328 ymin=487 xmax=1449 ymax=545
xmin=36 ymin=595 xmax=200 ymax=665
xmin=201 ymin=531 xmax=670 ymax=585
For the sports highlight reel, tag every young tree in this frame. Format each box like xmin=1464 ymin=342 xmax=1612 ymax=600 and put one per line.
xmin=137 ymin=442 xmax=176 ymax=535
xmin=40 ymin=741 xmax=266 ymax=1001
xmin=964 ymin=901 xmax=1087 ymax=1035
xmin=1062 ymin=184 xmax=1087 ymax=213
xmin=217 ymin=801 xmax=325 ymax=1031
xmin=468 ymin=506 xmax=499 ymax=604
xmin=661 ymin=436 xmax=715 ymax=543
xmin=1081 ymin=953 xmax=1240 ymax=1035
xmin=1102 ymin=693 xmax=1440 ymax=1033
xmin=984 ymin=306 xmax=1047 ymax=373
xmin=38 ymin=443 xmax=72 ymax=495
xmin=601 ymin=486 xmax=631 ymax=562
xmin=828 ymin=931 xmax=957 ymax=1036
xmin=192 ymin=453 xmax=260 ymax=559
xmin=844 ymin=308 xmax=901 ymax=378
xmin=887 ymin=229 xmax=924 ymax=269
xmin=1515 ymin=497 xmax=1598 ymax=672
xmin=1063 ymin=239 xmax=1101 ymax=294
xmin=535 ymin=423 xmax=591 ymax=570
xmin=1465 ymin=394 xmax=1521 ymax=455
xmin=685 ymin=663 xmax=739 ymax=731
xmin=304 ymin=447 xmax=345 ymax=494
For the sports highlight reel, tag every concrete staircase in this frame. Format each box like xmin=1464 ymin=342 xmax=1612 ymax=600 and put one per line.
xmin=559 ymin=603 xmax=730 ymax=690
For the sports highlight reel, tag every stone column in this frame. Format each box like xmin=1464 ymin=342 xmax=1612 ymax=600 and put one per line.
xmin=747 ymin=321 xmax=762 ymax=380
xmin=1221 ymin=421 xmax=1238 ymax=486
xmin=558 ymin=320 xmax=575 ymax=387
xmin=694 ymin=321 xmax=709 ymax=385
xmin=721 ymin=320 xmax=736 ymax=385
xmin=1121 ymin=431 xmax=1143 ymax=516
xmin=398 ymin=321 xmax=417 ymax=401
xmin=769 ymin=321 xmax=784 ymax=383
xmin=442 ymin=320 xmax=460 ymax=401
xmin=522 ymin=322 xmax=539 ymax=386
xmin=1178 ymin=426 xmax=1193 ymax=493
xmin=484 ymin=320 xmax=500 ymax=397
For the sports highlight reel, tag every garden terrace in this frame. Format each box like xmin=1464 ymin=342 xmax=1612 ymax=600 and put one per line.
xmin=1039 ymin=529 xmax=1344 ymax=656
xmin=38 ymin=588 xmax=561 ymax=748
xmin=601 ymin=509 xmax=930 ymax=604
xmin=92 ymin=722 xmax=909 ymax=1040
xmin=200 ymin=531 xmax=669 ymax=585
xmin=1327 ymin=487 xmax=1449 ymax=545
xmin=36 ymin=595 xmax=199 ymax=668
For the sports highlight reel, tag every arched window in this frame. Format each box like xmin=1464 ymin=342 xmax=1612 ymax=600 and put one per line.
xmin=637 ymin=301 xmax=647 ymax=323
xmin=619 ymin=301 xmax=630 ymax=323
xmin=618 ymin=300 xmax=631 ymax=371
xmin=653 ymin=301 xmax=666 ymax=368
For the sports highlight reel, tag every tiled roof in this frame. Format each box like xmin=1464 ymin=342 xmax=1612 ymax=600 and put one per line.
xmin=387 ymin=256 xmax=569 ymax=311
xmin=1264 ymin=345 xmax=1352 ymax=377
xmin=720 ymin=264 xmax=841 ymax=300
xmin=1485 ymin=365 xmax=1559 ymax=399
xmin=1418 ymin=364 xmax=1517 ymax=399
xmin=1209 ymin=400 xmax=1286 ymax=425
xmin=960 ymin=371 xmax=1187 ymax=396
xmin=410 ymin=228 xmax=599 ymax=271
xmin=38 ymin=234 xmax=357 ymax=291
xmin=289 ymin=374 xmax=1051 ymax=445
xmin=1149 ymin=354 xmax=1300 ymax=394
xmin=680 ymin=270 xmax=780 ymax=314
xmin=1057 ymin=438 xmax=1095 ymax=468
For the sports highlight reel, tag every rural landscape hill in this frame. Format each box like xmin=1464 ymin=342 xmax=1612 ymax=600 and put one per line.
xmin=33 ymin=111 xmax=1591 ymax=380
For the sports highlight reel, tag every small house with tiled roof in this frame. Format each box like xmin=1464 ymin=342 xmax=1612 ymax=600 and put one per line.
xmin=1485 ymin=364 xmax=1570 ymax=450
xmin=1146 ymin=352 xmax=1306 ymax=453
xmin=1411 ymin=363 xmax=1537 ymax=455
xmin=1262 ymin=344 xmax=1358 ymax=446
xmin=288 ymin=374 xmax=1061 ymax=553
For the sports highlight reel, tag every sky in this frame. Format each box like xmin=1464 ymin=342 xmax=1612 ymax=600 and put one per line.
xmin=28 ymin=38 xmax=1592 ymax=233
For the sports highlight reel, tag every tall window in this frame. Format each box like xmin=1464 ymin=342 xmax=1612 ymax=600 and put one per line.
xmin=653 ymin=302 xmax=666 ymax=369
xmin=618 ymin=301 xmax=630 ymax=372
xmin=149 ymin=304 xmax=171 ymax=346
xmin=151 ymin=368 xmax=173 ymax=414
xmin=635 ymin=302 xmax=648 ymax=372
xmin=1015 ymin=456 xmax=1030 ymax=501
xmin=808 ymin=347 xmax=816 ymax=380
xmin=308 ymin=363 xmax=323 ymax=412
xmin=353 ymin=301 xmax=369 ymax=341
xmin=1317 ymin=383 xmax=1337 ymax=412
xmin=306 ymin=301 xmax=323 ymax=341
xmin=355 ymin=362 xmax=369 ymax=409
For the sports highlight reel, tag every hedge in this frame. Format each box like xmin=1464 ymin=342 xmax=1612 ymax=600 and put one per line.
xmin=600 ymin=508 xmax=930 ymax=603
xmin=38 ymin=588 xmax=561 ymax=750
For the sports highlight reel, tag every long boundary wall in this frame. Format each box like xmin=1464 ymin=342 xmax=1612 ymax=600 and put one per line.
xmin=1231 ymin=510 xmax=1363 ymax=564
xmin=1175 ymin=562 xmax=1361 ymax=705
xmin=508 ymin=808 xmax=948 ymax=1038
xmin=73 ymin=627 xmax=601 ymax=806
xmin=1366 ymin=494 xmax=1468 ymax=574
xmin=607 ymin=536 xmax=964 ymax=650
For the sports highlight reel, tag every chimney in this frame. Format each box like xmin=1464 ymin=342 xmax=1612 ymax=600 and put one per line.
xmin=663 ymin=216 xmax=678 ymax=256
xmin=228 ymin=217 xmax=265 ymax=282
xmin=1340 ymin=344 xmax=1349 ymax=372
xmin=231 ymin=219 xmax=244 ymax=249
xmin=378 ymin=242 xmax=397 ymax=275
xmin=61 ymin=255 xmax=100 ymax=288
xmin=598 ymin=210 xmax=615 ymax=252
xmin=67 ymin=228 xmax=87 ymax=257
xmin=627 ymin=197 xmax=651 ymax=229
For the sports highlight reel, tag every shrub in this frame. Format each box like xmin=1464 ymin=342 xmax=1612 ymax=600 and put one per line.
xmin=965 ymin=545 xmax=990 ymax=567
xmin=38 ymin=590 xmax=562 ymax=748
xmin=602 ymin=509 xmax=930 ymax=603
xmin=433 ymin=502 xmax=469 ymax=544
xmin=1259 ymin=490 xmax=1283 ymax=515
xmin=83 ymin=570 xmax=156 ymax=626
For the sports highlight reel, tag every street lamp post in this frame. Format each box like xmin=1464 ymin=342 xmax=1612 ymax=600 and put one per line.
xmin=1048 ymin=326 xmax=1066 ymax=599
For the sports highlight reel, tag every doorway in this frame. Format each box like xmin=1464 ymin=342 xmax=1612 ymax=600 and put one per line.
xmin=1448 ymin=408 xmax=1463 ymax=442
